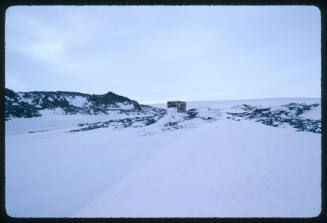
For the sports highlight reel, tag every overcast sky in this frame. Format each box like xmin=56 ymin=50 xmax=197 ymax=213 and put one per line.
xmin=5 ymin=6 xmax=320 ymax=104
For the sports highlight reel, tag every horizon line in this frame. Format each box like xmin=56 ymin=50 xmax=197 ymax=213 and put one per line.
xmin=5 ymin=87 xmax=321 ymax=105
xmin=141 ymin=96 xmax=321 ymax=105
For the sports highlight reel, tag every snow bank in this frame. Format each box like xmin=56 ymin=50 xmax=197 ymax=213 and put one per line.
xmin=68 ymin=96 xmax=88 ymax=107
xmin=5 ymin=126 xmax=184 ymax=217
xmin=73 ymin=120 xmax=321 ymax=217
xmin=300 ymin=105 xmax=321 ymax=120
xmin=116 ymin=102 xmax=134 ymax=110
xmin=5 ymin=98 xmax=321 ymax=217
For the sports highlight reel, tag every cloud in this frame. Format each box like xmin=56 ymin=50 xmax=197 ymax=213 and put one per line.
xmin=5 ymin=6 xmax=321 ymax=102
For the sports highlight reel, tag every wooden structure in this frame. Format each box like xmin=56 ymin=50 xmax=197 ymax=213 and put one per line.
xmin=167 ymin=101 xmax=187 ymax=113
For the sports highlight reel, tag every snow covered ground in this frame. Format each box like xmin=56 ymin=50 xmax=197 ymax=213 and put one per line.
xmin=5 ymin=98 xmax=321 ymax=217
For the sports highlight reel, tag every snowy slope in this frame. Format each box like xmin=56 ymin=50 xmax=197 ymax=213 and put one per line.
xmin=6 ymin=127 xmax=183 ymax=217
xmin=300 ymin=104 xmax=321 ymax=120
xmin=73 ymin=120 xmax=321 ymax=217
xmin=5 ymin=88 xmax=164 ymax=120
xmin=5 ymin=97 xmax=321 ymax=217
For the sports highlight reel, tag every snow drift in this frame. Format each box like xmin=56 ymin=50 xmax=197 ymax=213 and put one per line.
xmin=5 ymin=95 xmax=321 ymax=217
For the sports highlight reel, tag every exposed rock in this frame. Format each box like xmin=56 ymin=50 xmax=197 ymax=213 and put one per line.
xmin=227 ymin=103 xmax=321 ymax=133
xmin=5 ymin=88 xmax=163 ymax=120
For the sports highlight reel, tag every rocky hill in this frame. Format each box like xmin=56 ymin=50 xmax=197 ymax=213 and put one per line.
xmin=5 ymin=88 xmax=165 ymax=120
xmin=5 ymin=89 xmax=320 ymax=134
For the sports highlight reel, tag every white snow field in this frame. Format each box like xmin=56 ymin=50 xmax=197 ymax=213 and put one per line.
xmin=5 ymin=98 xmax=321 ymax=217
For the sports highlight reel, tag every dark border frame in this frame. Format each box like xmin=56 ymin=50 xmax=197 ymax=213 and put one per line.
xmin=0 ymin=1 xmax=325 ymax=223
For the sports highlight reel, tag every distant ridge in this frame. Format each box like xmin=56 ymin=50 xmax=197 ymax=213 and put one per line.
xmin=4 ymin=88 xmax=163 ymax=120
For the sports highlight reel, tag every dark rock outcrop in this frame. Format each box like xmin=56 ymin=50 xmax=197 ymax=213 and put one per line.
xmin=5 ymin=88 xmax=162 ymax=120
xmin=227 ymin=103 xmax=321 ymax=133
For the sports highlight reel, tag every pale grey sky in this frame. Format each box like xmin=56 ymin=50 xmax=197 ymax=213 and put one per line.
xmin=5 ymin=6 xmax=321 ymax=104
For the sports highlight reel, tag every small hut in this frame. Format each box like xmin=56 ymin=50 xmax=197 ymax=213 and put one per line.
xmin=167 ymin=101 xmax=187 ymax=113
